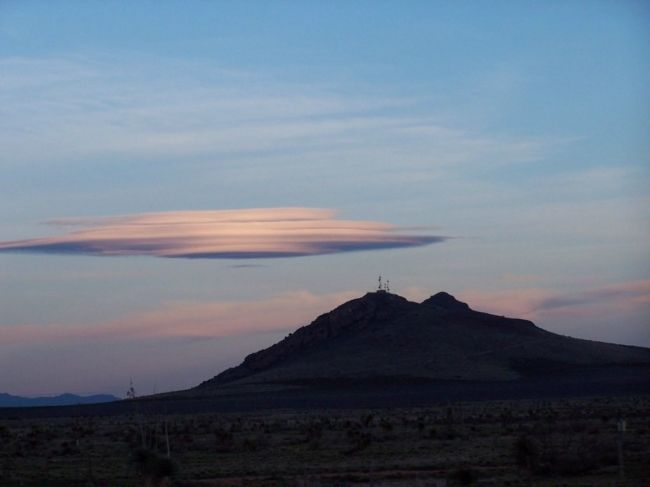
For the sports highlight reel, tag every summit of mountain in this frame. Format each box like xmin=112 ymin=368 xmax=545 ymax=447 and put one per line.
xmin=422 ymin=291 xmax=471 ymax=311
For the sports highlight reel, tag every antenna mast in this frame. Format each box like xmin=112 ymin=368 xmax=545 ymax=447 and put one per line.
xmin=377 ymin=275 xmax=382 ymax=291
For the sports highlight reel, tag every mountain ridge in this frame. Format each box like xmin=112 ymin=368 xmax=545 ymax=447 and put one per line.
xmin=197 ymin=291 xmax=650 ymax=390
xmin=0 ymin=392 xmax=119 ymax=408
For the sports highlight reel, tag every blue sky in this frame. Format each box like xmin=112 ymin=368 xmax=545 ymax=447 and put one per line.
xmin=1 ymin=1 xmax=648 ymax=396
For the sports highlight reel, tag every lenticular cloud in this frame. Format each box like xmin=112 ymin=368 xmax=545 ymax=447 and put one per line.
xmin=0 ymin=208 xmax=445 ymax=259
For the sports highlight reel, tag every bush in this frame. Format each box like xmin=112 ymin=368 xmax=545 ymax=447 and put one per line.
xmin=213 ymin=428 xmax=235 ymax=453
xmin=514 ymin=435 xmax=539 ymax=471
xmin=131 ymin=448 xmax=176 ymax=487
xmin=0 ymin=425 xmax=11 ymax=441
xmin=344 ymin=427 xmax=372 ymax=454
xmin=449 ymin=466 xmax=478 ymax=485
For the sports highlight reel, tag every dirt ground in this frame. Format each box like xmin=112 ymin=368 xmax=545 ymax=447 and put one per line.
xmin=1 ymin=394 xmax=649 ymax=486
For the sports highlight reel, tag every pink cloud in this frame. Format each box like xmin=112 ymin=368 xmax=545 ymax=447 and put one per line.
xmin=460 ymin=279 xmax=650 ymax=320
xmin=4 ymin=281 xmax=646 ymax=350
xmin=0 ymin=208 xmax=444 ymax=259
xmin=0 ymin=290 xmax=360 ymax=346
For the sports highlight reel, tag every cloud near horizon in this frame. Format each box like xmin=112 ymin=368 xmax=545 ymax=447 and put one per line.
xmin=459 ymin=280 xmax=650 ymax=347
xmin=0 ymin=208 xmax=445 ymax=259
xmin=460 ymin=280 xmax=650 ymax=320
xmin=0 ymin=290 xmax=361 ymax=346
xmin=4 ymin=281 xmax=648 ymax=348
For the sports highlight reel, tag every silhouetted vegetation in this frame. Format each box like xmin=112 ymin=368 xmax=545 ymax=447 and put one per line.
xmin=0 ymin=395 xmax=648 ymax=485
xmin=449 ymin=466 xmax=479 ymax=485
xmin=131 ymin=448 xmax=175 ymax=487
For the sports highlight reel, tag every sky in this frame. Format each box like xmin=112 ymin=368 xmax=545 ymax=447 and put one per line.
xmin=1 ymin=1 xmax=648 ymax=397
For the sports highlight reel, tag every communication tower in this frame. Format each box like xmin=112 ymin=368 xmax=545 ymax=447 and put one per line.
xmin=377 ymin=275 xmax=390 ymax=293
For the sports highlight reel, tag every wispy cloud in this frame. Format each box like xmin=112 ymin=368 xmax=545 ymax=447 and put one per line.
xmin=0 ymin=208 xmax=445 ymax=259
xmin=0 ymin=290 xmax=360 ymax=345
xmin=461 ymin=280 xmax=650 ymax=320
xmin=0 ymin=56 xmax=554 ymax=174
xmin=0 ymin=290 xmax=362 ymax=396
xmin=534 ymin=280 xmax=650 ymax=315
xmin=460 ymin=280 xmax=650 ymax=347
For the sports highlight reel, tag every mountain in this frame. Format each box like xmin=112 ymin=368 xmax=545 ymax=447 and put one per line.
xmin=2 ymin=291 xmax=647 ymax=418
xmin=198 ymin=291 xmax=650 ymax=390
xmin=0 ymin=393 xmax=119 ymax=408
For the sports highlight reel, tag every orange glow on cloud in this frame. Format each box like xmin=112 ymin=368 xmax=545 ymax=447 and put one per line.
xmin=0 ymin=208 xmax=443 ymax=258
xmin=0 ymin=290 xmax=360 ymax=346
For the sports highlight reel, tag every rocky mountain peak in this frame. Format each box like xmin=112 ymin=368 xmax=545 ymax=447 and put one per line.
xmin=421 ymin=291 xmax=471 ymax=311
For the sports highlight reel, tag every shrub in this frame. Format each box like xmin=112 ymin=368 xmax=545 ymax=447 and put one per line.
xmin=131 ymin=448 xmax=176 ymax=487
xmin=345 ymin=428 xmax=372 ymax=454
xmin=449 ymin=466 xmax=478 ymax=485
xmin=242 ymin=437 xmax=258 ymax=451
xmin=302 ymin=422 xmax=323 ymax=450
xmin=214 ymin=427 xmax=235 ymax=453
xmin=514 ymin=435 xmax=539 ymax=471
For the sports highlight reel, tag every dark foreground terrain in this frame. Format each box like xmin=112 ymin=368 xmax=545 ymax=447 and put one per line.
xmin=1 ymin=394 xmax=649 ymax=486
xmin=3 ymin=363 xmax=649 ymax=420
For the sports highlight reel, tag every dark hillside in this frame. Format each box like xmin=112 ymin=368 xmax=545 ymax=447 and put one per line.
xmin=197 ymin=291 xmax=650 ymax=390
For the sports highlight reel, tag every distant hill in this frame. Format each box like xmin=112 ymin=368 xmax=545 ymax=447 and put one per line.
xmin=198 ymin=290 xmax=650 ymax=390
xmin=0 ymin=392 xmax=119 ymax=408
